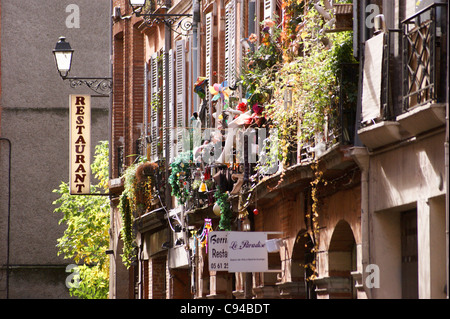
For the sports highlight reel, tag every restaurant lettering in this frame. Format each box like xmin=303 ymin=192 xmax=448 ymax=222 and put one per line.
xmin=69 ymin=95 xmax=91 ymax=194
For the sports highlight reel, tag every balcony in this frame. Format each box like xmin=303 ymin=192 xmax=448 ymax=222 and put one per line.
xmin=300 ymin=63 xmax=359 ymax=165
xmin=397 ymin=3 xmax=447 ymax=136
xmin=358 ymin=3 xmax=447 ymax=150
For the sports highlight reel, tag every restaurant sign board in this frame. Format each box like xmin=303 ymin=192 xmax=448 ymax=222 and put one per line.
xmin=208 ymin=231 xmax=269 ymax=273
xmin=69 ymin=94 xmax=91 ymax=195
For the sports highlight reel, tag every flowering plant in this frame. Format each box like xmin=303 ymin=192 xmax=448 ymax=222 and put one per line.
xmin=169 ymin=151 xmax=193 ymax=204
xmin=248 ymin=33 xmax=258 ymax=43
xmin=239 ymin=15 xmax=282 ymax=107
xmin=237 ymin=102 xmax=248 ymax=112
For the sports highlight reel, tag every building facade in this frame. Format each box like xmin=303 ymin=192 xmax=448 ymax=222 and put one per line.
xmin=108 ymin=0 xmax=448 ymax=299
xmin=0 ymin=0 xmax=111 ymax=298
xmin=357 ymin=0 xmax=448 ymax=298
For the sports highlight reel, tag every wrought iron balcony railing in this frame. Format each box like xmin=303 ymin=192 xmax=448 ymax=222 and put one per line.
xmin=402 ymin=3 xmax=447 ymax=111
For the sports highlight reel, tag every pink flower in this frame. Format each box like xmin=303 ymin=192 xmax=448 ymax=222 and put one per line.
xmin=253 ymin=103 xmax=264 ymax=114
xmin=248 ymin=33 xmax=258 ymax=43
xmin=263 ymin=19 xmax=275 ymax=28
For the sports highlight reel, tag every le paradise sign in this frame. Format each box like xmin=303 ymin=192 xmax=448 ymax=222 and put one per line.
xmin=69 ymin=94 xmax=91 ymax=195
xmin=208 ymin=231 xmax=277 ymax=273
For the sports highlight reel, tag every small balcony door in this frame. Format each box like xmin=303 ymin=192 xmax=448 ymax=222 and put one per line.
xmin=401 ymin=209 xmax=418 ymax=299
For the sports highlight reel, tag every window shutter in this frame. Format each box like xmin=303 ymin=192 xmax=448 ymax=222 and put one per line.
xmin=175 ymin=39 xmax=187 ymax=155
xmin=168 ymin=49 xmax=175 ymax=163
xmin=264 ymin=0 xmax=275 ymax=20
xmin=205 ymin=12 xmax=213 ymax=82
xmin=150 ymin=52 xmax=159 ymax=161
xmin=162 ymin=48 xmax=167 ymax=159
xmin=225 ymin=0 xmax=236 ymax=87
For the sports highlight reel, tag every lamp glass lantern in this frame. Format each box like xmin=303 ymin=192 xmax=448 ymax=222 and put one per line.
xmin=129 ymin=0 xmax=146 ymax=8
xmin=53 ymin=37 xmax=74 ymax=79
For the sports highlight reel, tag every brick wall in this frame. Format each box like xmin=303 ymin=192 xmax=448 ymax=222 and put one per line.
xmin=149 ymin=255 xmax=167 ymax=299
xmin=112 ymin=0 xmax=145 ymax=178
xmin=112 ymin=32 xmax=124 ymax=178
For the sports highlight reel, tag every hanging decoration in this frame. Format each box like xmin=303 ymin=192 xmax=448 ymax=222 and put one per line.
xmin=199 ymin=177 xmax=208 ymax=193
xmin=209 ymin=81 xmax=232 ymax=108
xmin=213 ymin=202 xmax=221 ymax=216
xmin=194 ymin=77 xmax=208 ymax=99
xmin=169 ymin=151 xmax=193 ymax=205
xmin=195 ymin=218 xmax=212 ymax=251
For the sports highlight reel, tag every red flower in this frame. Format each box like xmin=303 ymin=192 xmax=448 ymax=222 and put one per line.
xmin=237 ymin=102 xmax=247 ymax=112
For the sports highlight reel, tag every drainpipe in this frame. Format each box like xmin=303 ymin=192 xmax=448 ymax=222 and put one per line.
xmin=445 ymin=6 xmax=449 ymax=299
xmin=350 ymin=146 xmax=371 ymax=299
xmin=0 ymin=137 xmax=12 ymax=299
xmin=144 ymin=62 xmax=148 ymax=151
xmin=248 ymin=0 xmax=256 ymax=36
xmin=164 ymin=0 xmax=172 ymax=211
xmin=109 ymin=0 xmax=113 ymax=180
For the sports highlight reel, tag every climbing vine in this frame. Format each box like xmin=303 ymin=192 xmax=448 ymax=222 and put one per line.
xmin=240 ymin=1 xmax=356 ymax=172
xmin=306 ymin=161 xmax=327 ymax=281
xmin=214 ymin=188 xmax=232 ymax=231
xmin=118 ymin=163 xmax=139 ymax=268
xmin=169 ymin=151 xmax=193 ymax=205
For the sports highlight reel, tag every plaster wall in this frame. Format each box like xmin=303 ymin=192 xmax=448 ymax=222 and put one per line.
xmin=369 ymin=132 xmax=447 ymax=299
xmin=369 ymin=132 xmax=445 ymax=212
xmin=0 ymin=0 xmax=110 ymax=299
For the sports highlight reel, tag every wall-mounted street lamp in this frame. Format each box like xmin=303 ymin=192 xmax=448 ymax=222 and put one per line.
xmin=129 ymin=0 xmax=192 ymax=18
xmin=53 ymin=37 xmax=112 ymax=96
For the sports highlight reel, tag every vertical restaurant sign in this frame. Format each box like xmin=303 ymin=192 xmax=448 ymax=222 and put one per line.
xmin=69 ymin=94 xmax=91 ymax=195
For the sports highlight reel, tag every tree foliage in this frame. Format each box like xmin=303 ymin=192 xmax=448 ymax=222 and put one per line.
xmin=53 ymin=141 xmax=110 ymax=299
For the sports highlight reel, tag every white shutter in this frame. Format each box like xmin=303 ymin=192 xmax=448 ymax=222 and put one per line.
xmin=150 ymin=52 xmax=159 ymax=161
xmin=225 ymin=0 xmax=236 ymax=87
xmin=205 ymin=12 xmax=213 ymax=82
xmin=168 ymin=49 xmax=175 ymax=163
xmin=144 ymin=62 xmax=149 ymax=146
xmin=264 ymin=0 xmax=275 ymax=20
xmin=162 ymin=48 xmax=167 ymax=159
xmin=175 ymin=39 xmax=187 ymax=155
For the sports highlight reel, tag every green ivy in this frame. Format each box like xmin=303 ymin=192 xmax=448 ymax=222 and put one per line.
xmin=169 ymin=151 xmax=193 ymax=205
xmin=214 ymin=188 xmax=232 ymax=231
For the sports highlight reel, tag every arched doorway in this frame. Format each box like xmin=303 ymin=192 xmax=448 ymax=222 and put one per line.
xmin=327 ymin=220 xmax=357 ymax=299
xmin=289 ymin=230 xmax=316 ymax=299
